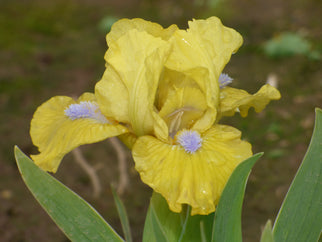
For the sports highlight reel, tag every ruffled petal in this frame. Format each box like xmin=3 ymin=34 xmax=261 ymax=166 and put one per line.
xmin=164 ymin=16 xmax=243 ymax=132
xmin=99 ymin=28 xmax=171 ymax=141
xmin=165 ymin=30 xmax=218 ymax=130
xmin=187 ymin=17 xmax=243 ymax=75
xmin=132 ymin=125 xmax=252 ymax=215
xmin=220 ymin=84 xmax=281 ymax=117
xmin=30 ymin=93 xmax=128 ymax=172
xmin=106 ymin=18 xmax=178 ymax=44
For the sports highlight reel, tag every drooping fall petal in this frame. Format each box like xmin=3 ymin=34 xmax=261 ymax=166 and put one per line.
xmin=132 ymin=124 xmax=252 ymax=215
xmin=30 ymin=93 xmax=127 ymax=172
xmin=219 ymin=84 xmax=281 ymax=117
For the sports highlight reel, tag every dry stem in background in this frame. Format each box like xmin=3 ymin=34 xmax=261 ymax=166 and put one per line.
xmin=72 ymin=147 xmax=102 ymax=198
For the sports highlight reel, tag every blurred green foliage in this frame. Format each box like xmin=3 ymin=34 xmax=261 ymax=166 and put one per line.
xmin=98 ymin=16 xmax=119 ymax=33
xmin=263 ymin=32 xmax=320 ymax=60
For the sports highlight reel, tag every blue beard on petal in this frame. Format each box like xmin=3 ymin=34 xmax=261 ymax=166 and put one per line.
xmin=64 ymin=101 xmax=109 ymax=123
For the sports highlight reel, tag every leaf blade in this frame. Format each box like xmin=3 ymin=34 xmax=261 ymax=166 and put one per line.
xmin=142 ymin=192 xmax=215 ymax=242
xmin=15 ymin=146 xmax=124 ymax=242
xmin=111 ymin=187 xmax=132 ymax=242
xmin=212 ymin=153 xmax=263 ymax=242
xmin=260 ymin=220 xmax=274 ymax=242
xmin=272 ymin=108 xmax=322 ymax=242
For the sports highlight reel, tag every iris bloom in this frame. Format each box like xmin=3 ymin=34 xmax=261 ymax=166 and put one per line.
xmin=30 ymin=17 xmax=280 ymax=215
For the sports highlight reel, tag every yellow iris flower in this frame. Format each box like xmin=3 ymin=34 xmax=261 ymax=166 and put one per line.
xmin=30 ymin=17 xmax=280 ymax=215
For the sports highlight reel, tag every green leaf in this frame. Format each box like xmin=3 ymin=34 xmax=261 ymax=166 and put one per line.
xmin=212 ymin=153 xmax=263 ymax=242
xmin=143 ymin=192 xmax=214 ymax=242
xmin=142 ymin=204 xmax=165 ymax=242
xmin=182 ymin=209 xmax=214 ymax=242
xmin=142 ymin=192 xmax=185 ymax=242
xmin=14 ymin=146 xmax=124 ymax=242
xmin=273 ymin=108 xmax=322 ymax=242
xmin=263 ymin=32 xmax=312 ymax=58
xmin=111 ymin=186 xmax=132 ymax=242
xmin=98 ymin=15 xmax=119 ymax=33
xmin=260 ymin=220 xmax=274 ymax=242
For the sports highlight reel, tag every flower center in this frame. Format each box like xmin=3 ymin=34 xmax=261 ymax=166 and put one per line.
xmin=64 ymin=101 xmax=109 ymax=123
xmin=167 ymin=107 xmax=199 ymax=138
xmin=176 ymin=130 xmax=202 ymax=153
xmin=168 ymin=110 xmax=184 ymax=138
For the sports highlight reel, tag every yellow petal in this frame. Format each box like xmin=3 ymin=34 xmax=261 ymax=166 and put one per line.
xmin=95 ymin=65 xmax=129 ymax=123
xmin=220 ymin=84 xmax=281 ymax=117
xmin=118 ymin=133 xmax=137 ymax=150
xmin=156 ymin=68 xmax=201 ymax=109
xmin=30 ymin=93 xmax=128 ymax=172
xmin=132 ymin=125 xmax=252 ymax=215
xmin=164 ymin=16 xmax=243 ymax=132
xmin=166 ymin=30 xmax=218 ymax=109
xmin=106 ymin=18 xmax=178 ymax=45
xmin=102 ymin=28 xmax=170 ymax=140
xmin=187 ymin=17 xmax=243 ymax=75
xmin=158 ymin=86 xmax=207 ymax=136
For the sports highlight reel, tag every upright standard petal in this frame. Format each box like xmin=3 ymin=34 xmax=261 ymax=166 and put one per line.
xmin=187 ymin=17 xmax=243 ymax=76
xmin=132 ymin=125 xmax=252 ymax=215
xmin=164 ymin=17 xmax=243 ymax=132
xmin=95 ymin=65 xmax=129 ymax=123
xmin=219 ymin=84 xmax=281 ymax=117
xmin=165 ymin=30 xmax=218 ymax=131
xmin=30 ymin=93 xmax=127 ymax=172
xmin=106 ymin=18 xmax=178 ymax=44
xmin=101 ymin=29 xmax=171 ymax=140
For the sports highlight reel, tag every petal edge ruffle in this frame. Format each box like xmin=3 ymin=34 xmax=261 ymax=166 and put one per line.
xmin=220 ymin=84 xmax=281 ymax=117
xmin=106 ymin=18 xmax=178 ymax=45
xmin=132 ymin=125 xmax=252 ymax=215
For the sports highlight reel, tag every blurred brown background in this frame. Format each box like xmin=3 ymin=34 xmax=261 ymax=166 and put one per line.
xmin=0 ymin=0 xmax=321 ymax=241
